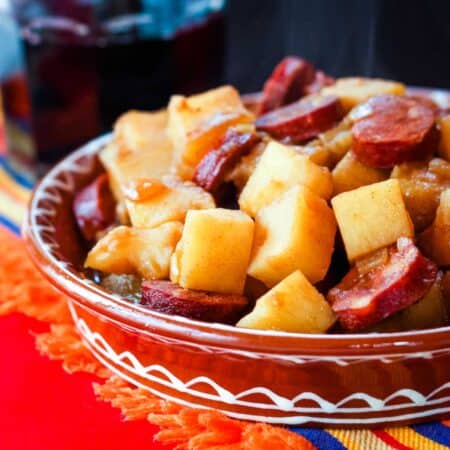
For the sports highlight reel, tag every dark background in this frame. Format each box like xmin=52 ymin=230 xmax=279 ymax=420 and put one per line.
xmin=225 ymin=0 xmax=450 ymax=92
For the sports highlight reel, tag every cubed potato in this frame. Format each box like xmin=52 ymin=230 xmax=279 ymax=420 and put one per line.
xmin=237 ymin=270 xmax=336 ymax=333
xmin=315 ymin=117 xmax=353 ymax=165
xmin=419 ymin=189 xmax=450 ymax=266
xmin=368 ymin=276 xmax=448 ymax=332
xmin=332 ymin=151 xmax=389 ymax=194
xmin=125 ymin=176 xmax=215 ymax=228
xmin=391 ymin=158 xmax=450 ymax=231
xmin=100 ymin=110 xmax=174 ymax=201
xmin=438 ymin=115 xmax=450 ymax=161
xmin=225 ymin=141 xmax=266 ymax=190
xmin=167 ymin=86 xmax=253 ymax=179
xmin=293 ymin=142 xmax=332 ymax=167
xmin=170 ymin=209 xmax=254 ymax=295
xmin=85 ymin=222 xmax=183 ymax=280
xmin=321 ymin=77 xmax=405 ymax=111
xmin=248 ymin=186 xmax=336 ymax=286
xmin=331 ymin=179 xmax=414 ymax=261
xmin=239 ymin=141 xmax=333 ymax=217
xmin=400 ymin=277 xmax=448 ymax=330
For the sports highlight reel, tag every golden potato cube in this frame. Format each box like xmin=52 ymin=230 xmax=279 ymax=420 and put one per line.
xmin=248 ymin=186 xmax=336 ymax=286
xmin=391 ymin=158 xmax=450 ymax=231
xmin=239 ymin=141 xmax=333 ymax=217
xmin=419 ymin=189 xmax=450 ymax=266
xmin=170 ymin=209 xmax=254 ymax=294
xmin=438 ymin=115 xmax=450 ymax=161
xmin=321 ymin=77 xmax=405 ymax=111
xmin=315 ymin=117 xmax=353 ymax=165
xmin=167 ymin=86 xmax=253 ymax=179
xmin=85 ymin=222 xmax=183 ymax=280
xmin=331 ymin=179 xmax=414 ymax=261
xmin=367 ymin=277 xmax=447 ymax=332
xmin=332 ymin=151 xmax=389 ymax=194
xmin=100 ymin=110 xmax=174 ymax=201
xmin=237 ymin=270 xmax=336 ymax=333
xmin=125 ymin=176 xmax=215 ymax=228
xmin=225 ymin=141 xmax=266 ymax=190
xmin=400 ymin=277 xmax=448 ymax=330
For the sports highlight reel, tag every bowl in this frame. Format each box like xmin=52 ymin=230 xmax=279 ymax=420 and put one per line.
xmin=23 ymin=134 xmax=450 ymax=429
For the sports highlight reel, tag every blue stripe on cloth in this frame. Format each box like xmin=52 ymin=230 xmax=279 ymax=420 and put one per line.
xmin=290 ymin=428 xmax=347 ymax=450
xmin=412 ymin=422 xmax=450 ymax=447
xmin=0 ymin=156 xmax=34 ymax=190
xmin=0 ymin=215 xmax=20 ymax=235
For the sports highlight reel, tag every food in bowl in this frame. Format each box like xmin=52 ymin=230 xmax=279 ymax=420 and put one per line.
xmin=75 ymin=56 xmax=450 ymax=334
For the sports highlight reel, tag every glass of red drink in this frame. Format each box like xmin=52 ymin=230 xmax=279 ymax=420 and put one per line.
xmin=1 ymin=0 xmax=226 ymax=179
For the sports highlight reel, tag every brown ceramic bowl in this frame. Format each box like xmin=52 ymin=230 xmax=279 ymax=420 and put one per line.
xmin=23 ymin=91 xmax=450 ymax=428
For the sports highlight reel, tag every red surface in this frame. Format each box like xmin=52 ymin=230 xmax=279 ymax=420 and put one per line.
xmin=0 ymin=313 xmax=171 ymax=450
xmin=0 ymin=119 xmax=168 ymax=450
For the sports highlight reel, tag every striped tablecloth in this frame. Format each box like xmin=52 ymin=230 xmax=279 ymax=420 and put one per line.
xmin=0 ymin=133 xmax=449 ymax=449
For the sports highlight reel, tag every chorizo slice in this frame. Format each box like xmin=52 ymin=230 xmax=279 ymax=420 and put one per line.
xmin=352 ymin=95 xmax=439 ymax=168
xmin=258 ymin=56 xmax=315 ymax=114
xmin=193 ymin=129 xmax=260 ymax=193
xmin=255 ymin=95 xmax=343 ymax=143
xmin=328 ymin=238 xmax=437 ymax=331
xmin=304 ymin=70 xmax=335 ymax=95
xmin=73 ymin=173 xmax=116 ymax=242
xmin=141 ymin=280 xmax=249 ymax=324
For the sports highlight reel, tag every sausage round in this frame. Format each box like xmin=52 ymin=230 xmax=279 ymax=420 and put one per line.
xmin=256 ymin=95 xmax=343 ymax=143
xmin=141 ymin=280 xmax=249 ymax=324
xmin=328 ymin=238 xmax=437 ymax=331
xmin=352 ymin=95 xmax=438 ymax=168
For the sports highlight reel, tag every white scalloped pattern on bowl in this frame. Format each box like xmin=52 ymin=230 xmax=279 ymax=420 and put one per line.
xmin=69 ymin=302 xmax=450 ymax=425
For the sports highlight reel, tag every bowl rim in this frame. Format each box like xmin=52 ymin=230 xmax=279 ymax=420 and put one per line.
xmin=23 ymin=132 xmax=450 ymax=357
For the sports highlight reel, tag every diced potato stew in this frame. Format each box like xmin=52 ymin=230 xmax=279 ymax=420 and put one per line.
xmin=74 ymin=55 xmax=449 ymax=334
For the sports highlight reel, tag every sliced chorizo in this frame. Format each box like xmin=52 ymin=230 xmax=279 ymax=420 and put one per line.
xmin=141 ymin=280 xmax=249 ymax=324
xmin=304 ymin=70 xmax=335 ymax=95
xmin=328 ymin=238 xmax=437 ymax=331
xmin=193 ymin=129 xmax=260 ymax=193
xmin=255 ymin=95 xmax=343 ymax=143
xmin=352 ymin=95 xmax=439 ymax=168
xmin=73 ymin=173 xmax=116 ymax=242
xmin=258 ymin=56 xmax=315 ymax=114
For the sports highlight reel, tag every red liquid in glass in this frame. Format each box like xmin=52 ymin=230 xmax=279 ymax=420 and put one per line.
xmin=4 ymin=12 xmax=225 ymax=175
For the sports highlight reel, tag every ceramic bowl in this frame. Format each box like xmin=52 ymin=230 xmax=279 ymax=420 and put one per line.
xmin=23 ymin=114 xmax=450 ymax=428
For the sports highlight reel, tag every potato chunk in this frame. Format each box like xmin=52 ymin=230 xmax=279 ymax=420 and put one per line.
xmin=438 ymin=115 xmax=450 ymax=161
xmin=170 ymin=209 xmax=254 ymax=295
xmin=368 ymin=276 xmax=448 ymax=332
xmin=400 ymin=276 xmax=448 ymax=330
xmin=237 ymin=270 xmax=336 ymax=333
xmin=332 ymin=179 xmax=414 ymax=261
xmin=239 ymin=141 xmax=333 ymax=217
xmin=321 ymin=77 xmax=405 ymax=111
xmin=167 ymin=86 xmax=253 ymax=179
xmin=419 ymin=189 xmax=450 ymax=266
xmin=225 ymin=142 xmax=266 ymax=190
xmin=125 ymin=176 xmax=215 ymax=228
xmin=391 ymin=158 xmax=450 ymax=231
xmin=85 ymin=222 xmax=183 ymax=280
xmin=248 ymin=186 xmax=336 ymax=286
xmin=100 ymin=110 xmax=174 ymax=201
xmin=332 ymin=151 xmax=389 ymax=194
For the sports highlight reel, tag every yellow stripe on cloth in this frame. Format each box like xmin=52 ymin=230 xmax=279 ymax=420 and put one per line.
xmin=0 ymin=166 xmax=30 ymax=204
xmin=0 ymin=190 xmax=26 ymax=227
xmin=328 ymin=429 xmax=392 ymax=450
xmin=385 ymin=427 xmax=450 ymax=450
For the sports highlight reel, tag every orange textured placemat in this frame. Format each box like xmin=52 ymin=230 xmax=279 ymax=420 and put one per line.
xmin=0 ymin=225 xmax=315 ymax=450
